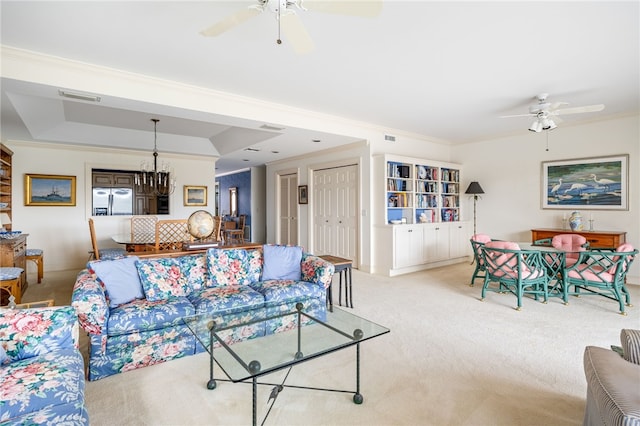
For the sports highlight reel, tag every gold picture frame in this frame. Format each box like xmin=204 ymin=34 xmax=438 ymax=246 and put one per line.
xmin=184 ymin=185 xmax=207 ymax=206
xmin=25 ymin=174 xmax=76 ymax=206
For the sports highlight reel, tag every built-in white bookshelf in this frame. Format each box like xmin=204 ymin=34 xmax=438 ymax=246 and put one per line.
xmin=380 ymin=156 xmax=461 ymax=225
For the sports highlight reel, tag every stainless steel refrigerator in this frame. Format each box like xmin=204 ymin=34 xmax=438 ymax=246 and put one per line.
xmin=92 ymin=188 xmax=133 ymax=215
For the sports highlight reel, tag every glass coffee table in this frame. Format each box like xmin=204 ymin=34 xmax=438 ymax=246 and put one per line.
xmin=183 ymin=303 xmax=389 ymax=426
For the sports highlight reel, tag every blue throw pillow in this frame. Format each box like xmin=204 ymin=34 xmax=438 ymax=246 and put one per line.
xmin=261 ymin=244 xmax=302 ymax=281
xmin=90 ymin=256 xmax=144 ymax=308
xmin=0 ymin=344 xmax=7 ymax=365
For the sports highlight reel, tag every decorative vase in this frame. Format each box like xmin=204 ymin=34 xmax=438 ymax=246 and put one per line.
xmin=569 ymin=211 xmax=583 ymax=231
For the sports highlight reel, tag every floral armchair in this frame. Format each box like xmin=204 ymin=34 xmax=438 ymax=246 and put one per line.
xmin=0 ymin=306 xmax=89 ymax=424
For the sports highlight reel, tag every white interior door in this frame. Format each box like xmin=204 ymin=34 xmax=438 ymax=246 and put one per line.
xmin=313 ymin=164 xmax=358 ymax=267
xmin=278 ymin=173 xmax=298 ymax=245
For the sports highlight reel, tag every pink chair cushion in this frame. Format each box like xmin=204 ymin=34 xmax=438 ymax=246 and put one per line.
xmin=552 ymin=234 xmax=587 ymax=260
xmin=472 ymin=234 xmax=491 ymax=244
xmin=484 ymin=241 xmax=532 ymax=278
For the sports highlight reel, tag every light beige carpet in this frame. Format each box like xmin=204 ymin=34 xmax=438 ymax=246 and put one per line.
xmin=23 ymin=263 xmax=640 ymax=425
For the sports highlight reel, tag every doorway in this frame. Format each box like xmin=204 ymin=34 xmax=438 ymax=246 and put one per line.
xmin=278 ymin=173 xmax=298 ymax=245
xmin=312 ymin=164 xmax=358 ymax=267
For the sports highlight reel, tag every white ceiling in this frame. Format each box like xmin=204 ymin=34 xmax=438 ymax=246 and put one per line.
xmin=1 ymin=1 xmax=638 ymax=175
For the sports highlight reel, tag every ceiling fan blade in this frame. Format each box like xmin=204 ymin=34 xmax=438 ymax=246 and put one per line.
xmin=549 ymin=101 xmax=569 ymax=111
xmin=281 ymin=13 xmax=315 ymax=54
xmin=499 ymin=113 xmax=535 ymax=118
xmin=303 ymin=0 xmax=383 ymax=17
xmin=553 ymin=104 xmax=605 ymax=115
xmin=200 ymin=7 xmax=262 ymax=37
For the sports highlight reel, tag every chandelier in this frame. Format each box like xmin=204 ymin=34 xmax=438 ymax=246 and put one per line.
xmin=135 ymin=119 xmax=176 ymax=196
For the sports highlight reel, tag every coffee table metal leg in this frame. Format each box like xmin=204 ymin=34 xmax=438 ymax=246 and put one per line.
xmin=252 ymin=377 xmax=258 ymax=426
xmin=353 ymin=342 xmax=363 ymax=404
xmin=208 ymin=323 xmax=217 ymax=390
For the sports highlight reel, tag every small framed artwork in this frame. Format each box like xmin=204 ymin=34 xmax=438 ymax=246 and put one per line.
xmin=541 ymin=154 xmax=628 ymax=210
xmin=183 ymin=185 xmax=207 ymax=206
xmin=298 ymin=185 xmax=308 ymax=204
xmin=24 ymin=174 xmax=76 ymax=206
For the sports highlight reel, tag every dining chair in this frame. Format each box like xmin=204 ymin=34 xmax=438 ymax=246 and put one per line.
xmin=551 ymin=234 xmax=589 ymax=266
xmin=225 ymin=214 xmax=246 ymax=244
xmin=212 ymin=216 xmax=223 ymax=241
xmin=480 ymin=241 xmax=549 ymax=310
xmin=88 ymin=218 xmax=127 ymax=261
xmin=154 ymin=219 xmax=192 ymax=251
xmin=469 ymin=233 xmax=492 ymax=286
xmin=562 ymin=243 xmax=637 ymax=315
xmin=130 ymin=215 xmax=158 ymax=246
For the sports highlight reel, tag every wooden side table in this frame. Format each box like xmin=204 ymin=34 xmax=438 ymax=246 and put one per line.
xmin=319 ymin=255 xmax=354 ymax=309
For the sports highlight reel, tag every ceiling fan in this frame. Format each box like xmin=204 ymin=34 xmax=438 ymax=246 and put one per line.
xmin=501 ymin=93 xmax=605 ymax=132
xmin=199 ymin=0 xmax=383 ymax=54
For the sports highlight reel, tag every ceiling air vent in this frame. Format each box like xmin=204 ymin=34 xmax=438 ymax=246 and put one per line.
xmin=260 ymin=124 xmax=285 ymax=131
xmin=384 ymin=134 xmax=396 ymax=142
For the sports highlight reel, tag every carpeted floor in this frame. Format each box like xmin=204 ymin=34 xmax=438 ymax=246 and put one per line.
xmin=22 ymin=263 xmax=640 ymax=425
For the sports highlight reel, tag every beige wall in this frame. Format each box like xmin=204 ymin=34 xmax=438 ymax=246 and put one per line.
xmin=7 ymin=141 xmax=216 ymax=271
xmin=451 ymin=114 xmax=640 ymax=283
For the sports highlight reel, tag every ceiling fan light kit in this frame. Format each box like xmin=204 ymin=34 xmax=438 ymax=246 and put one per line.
xmin=503 ymin=93 xmax=604 ymax=133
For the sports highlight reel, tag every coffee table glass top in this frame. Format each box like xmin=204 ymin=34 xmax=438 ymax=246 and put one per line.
xmin=183 ymin=307 xmax=389 ymax=382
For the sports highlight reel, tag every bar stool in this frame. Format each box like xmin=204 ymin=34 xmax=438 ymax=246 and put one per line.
xmin=0 ymin=267 xmax=24 ymax=305
xmin=26 ymin=248 xmax=44 ymax=283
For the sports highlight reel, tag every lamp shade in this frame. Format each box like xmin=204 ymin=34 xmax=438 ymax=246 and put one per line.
xmin=465 ymin=182 xmax=485 ymax=195
xmin=0 ymin=213 xmax=11 ymax=225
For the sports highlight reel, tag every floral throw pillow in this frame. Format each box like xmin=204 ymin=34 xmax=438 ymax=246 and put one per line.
xmin=136 ymin=257 xmax=189 ymax=302
xmin=207 ymin=248 xmax=262 ymax=286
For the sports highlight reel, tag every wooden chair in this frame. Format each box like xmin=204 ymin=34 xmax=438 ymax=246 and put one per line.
xmin=88 ymin=218 xmax=127 ymax=261
xmin=131 ymin=215 xmax=157 ymax=251
xmin=225 ymin=214 xmax=246 ymax=244
xmin=25 ymin=248 xmax=44 ymax=283
xmin=154 ymin=219 xmax=191 ymax=251
xmin=212 ymin=216 xmax=223 ymax=241
xmin=563 ymin=244 xmax=637 ymax=315
xmin=131 ymin=215 xmax=157 ymax=244
xmin=480 ymin=241 xmax=549 ymax=311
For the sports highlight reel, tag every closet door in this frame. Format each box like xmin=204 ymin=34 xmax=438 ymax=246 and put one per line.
xmin=313 ymin=165 xmax=358 ymax=267
xmin=278 ymin=173 xmax=298 ymax=245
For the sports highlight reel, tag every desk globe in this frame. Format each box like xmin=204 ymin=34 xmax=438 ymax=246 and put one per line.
xmin=187 ymin=210 xmax=215 ymax=240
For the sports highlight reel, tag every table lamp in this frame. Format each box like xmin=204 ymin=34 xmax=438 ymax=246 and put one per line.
xmin=465 ymin=182 xmax=484 ymax=236
xmin=0 ymin=213 xmax=11 ymax=232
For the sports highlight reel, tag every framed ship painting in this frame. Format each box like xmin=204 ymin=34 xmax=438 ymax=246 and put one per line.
xmin=541 ymin=154 xmax=628 ymax=210
xmin=24 ymin=174 xmax=76 ymax=206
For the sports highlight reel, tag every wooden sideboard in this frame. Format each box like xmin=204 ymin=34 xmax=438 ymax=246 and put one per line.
xmin=531 ymin=228 xmax=626 ymax=249
xmin=0 ymin=233 xmax=29 ymax=296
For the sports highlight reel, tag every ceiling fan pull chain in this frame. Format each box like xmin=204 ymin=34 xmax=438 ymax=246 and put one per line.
xmin=276 ymin=2 xmax=282 ymax=45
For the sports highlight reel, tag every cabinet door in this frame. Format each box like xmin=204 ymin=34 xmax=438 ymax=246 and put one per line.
xmin=449 ymin=222 xmax=471 ymax=258
xmin=394 ymin=226 xmax=423 ymax=268
xmin=424 ymin=225 xmax=449 ymax=263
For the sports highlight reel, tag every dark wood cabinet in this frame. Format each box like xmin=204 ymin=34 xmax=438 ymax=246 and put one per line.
xmin=531 ymin=228 xmax=626 ymax=249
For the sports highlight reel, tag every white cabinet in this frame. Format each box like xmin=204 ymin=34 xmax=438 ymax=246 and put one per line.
xmin=423 ymin=224 xmax=449 ymax=263
xmin=374 ymin=154 xmax=470 ymax=276
xmin=449 ymin=222 xmax=472 ymax=259
xmin=394 ymin=225 xmax=424 ymax=268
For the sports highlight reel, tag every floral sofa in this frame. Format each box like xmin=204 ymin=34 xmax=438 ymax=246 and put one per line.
xmin=71 ymin=245 xmax=334 ymax=381
xmin=0 ymin=306 xmax=89 ymax=425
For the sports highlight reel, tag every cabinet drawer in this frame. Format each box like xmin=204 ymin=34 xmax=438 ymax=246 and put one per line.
xmin=584 ymin=236 xmax=616 ymax=248
xmin=13 ymin=241 xmax=25 ymax=257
